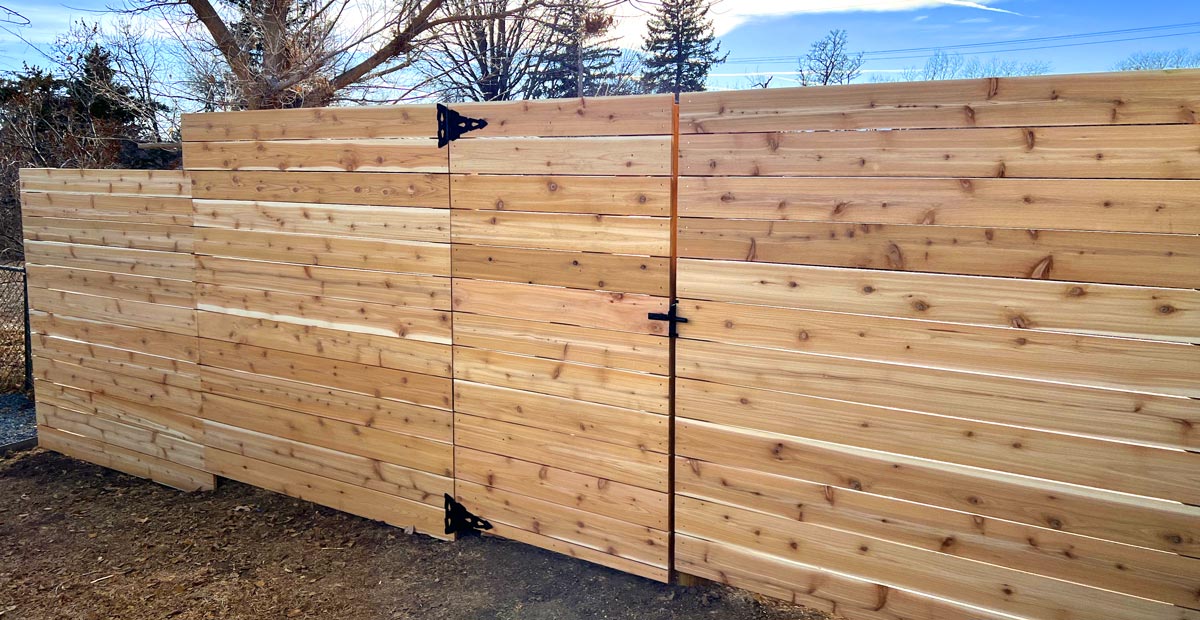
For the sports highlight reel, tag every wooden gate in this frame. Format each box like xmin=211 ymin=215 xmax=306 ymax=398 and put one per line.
xmin=182 ymin=106 xmax=456 ymax=537
xmin=447 ymin=95 xmax=677 ymax=580
xmin=670 ymin=71 xmax=1200 ymax=619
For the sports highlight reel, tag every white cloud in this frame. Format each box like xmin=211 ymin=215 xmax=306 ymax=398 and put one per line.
xmin=611 ymin=0 xmax=1018 ymax=48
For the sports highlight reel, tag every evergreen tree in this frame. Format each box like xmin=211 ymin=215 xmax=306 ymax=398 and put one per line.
xmin=640 ymin=0 xmax=726 ymax=95
xmin=530 ymin=1 xmax=622 ymax=99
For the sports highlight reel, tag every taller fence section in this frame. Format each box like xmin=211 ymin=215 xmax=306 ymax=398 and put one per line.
xmin=181 ymin=106 xmax=455 ymax=538
xmin=672 ymin=72 xmax=1200 ymax=619
xmin=22 ymin=168 xmax=213 ymax=491
xmin=446 ymin=96 xmax=677 ymax=580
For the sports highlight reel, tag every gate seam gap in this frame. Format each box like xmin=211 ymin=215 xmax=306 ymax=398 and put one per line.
xmin=666 ymin=98 xmax=680 ymax=583
xmin=446 ymin=136 xmax=457 ymax=541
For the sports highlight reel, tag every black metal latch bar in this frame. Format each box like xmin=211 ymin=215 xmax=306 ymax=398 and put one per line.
xmin=648 ymin=302 xmax=688 ymax=337
xmin=444 ymin=493 xmax=492 ymax=536
xmin=437 ymin=104 xmax=488 ymax=147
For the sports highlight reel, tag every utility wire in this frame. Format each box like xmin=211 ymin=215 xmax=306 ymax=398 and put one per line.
xmin=723 ymin=20 xmax=1200 ymax=64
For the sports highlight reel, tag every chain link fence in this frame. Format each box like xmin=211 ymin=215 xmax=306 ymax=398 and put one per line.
xmin=0 ymin=264 xmax=29 ymax=394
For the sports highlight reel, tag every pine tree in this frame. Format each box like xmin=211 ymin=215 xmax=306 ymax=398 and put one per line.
xmin=640 ymin=0 xmax=726 ymax=95
xmin=530 ymin=1 xmax=623 ymax=99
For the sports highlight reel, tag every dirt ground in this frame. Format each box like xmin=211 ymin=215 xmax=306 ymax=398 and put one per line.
xmin=0 ymin=449 xmax=829 ymax=620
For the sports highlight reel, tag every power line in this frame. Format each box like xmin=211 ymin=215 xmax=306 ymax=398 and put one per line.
xmin=723 ymin=20 xmax=1200 ymax=64
xmin=865 ymin=29 xmax=1200 ymax=61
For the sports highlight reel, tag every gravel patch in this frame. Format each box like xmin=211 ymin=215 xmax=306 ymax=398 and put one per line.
xmin=0 ymin=392 xmax=35 ymax=446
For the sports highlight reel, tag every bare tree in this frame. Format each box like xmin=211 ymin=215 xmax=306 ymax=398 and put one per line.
xmin=798 ymin=29 xmax=863 ymax=86
xmin=896 ymin=50 xmax=1050 ymax=81
xmin=52 ymin=20 xmax=181 ymax=141
xmin=418 ymin=0 xmax=552 ymax=102
xmin=126 ymin=0 xmax=545 ymax=109
xmin=1114 ymin=48 xmax=1200 ymax=71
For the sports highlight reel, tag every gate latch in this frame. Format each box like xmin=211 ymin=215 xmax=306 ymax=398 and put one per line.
xmin=437 ymin=104 xmax=488 ymax=147
xmin=444 ymin=493 xmax=493 ymax=536
xmin=648 ymin=302 xmax=689 ymax=337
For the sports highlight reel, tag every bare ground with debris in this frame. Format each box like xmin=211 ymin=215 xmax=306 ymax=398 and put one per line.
xmin=0 ymin=449 xmax=829 ymax=620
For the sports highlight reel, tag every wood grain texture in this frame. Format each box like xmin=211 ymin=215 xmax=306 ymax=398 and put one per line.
xmin=450 ymin=174 xmax=670 ymax=215
xmin=457 ymin=481 xmax=669 ymax=569
xmin=198 ymin=339 xmax=451 ymax=410
xmin=193 ymin=200 xmax=450 ymax=243
xmin=181 ymin=105 xmax=436 ymax=141
xmin=34 ymin=334 xmax=201 ymax=391
xmin=25 ymin=242 xmax=195 ymax=280
xmin=36 ymin=380 xmax=203 ymax=444
xmin=34 ymin=356 xmax=201 ymax=416
xmin=453 ymin=94 xmax=674 ymax=137
xmin=28 ymin=264 xmax=195 ymax=307
xmin=677 ymin=377 xmax=1200 ymax=503
xmin=21 ymin=191 xmax=192 ymax=225
xmin=183 ymin=138 xmax=445 ymax=172
xmin=676 ymin=496 xmax=1194 ymax=620
xmin=23 ymin=217 xmax=193 ymax=252
xmin=678 ymin=219 xmax=1200 ymax=288
xmin=678 ymin=176 xmax=1200 ymax=234
xmin=206 ymin=447 xmax=447 ymax=538
xmin=455 ymin=412 xmax=669 ymax=492
xmin=679 ymin=300 xmax=1200 ymax=397
xmin=453 ymin=347 xmax=669 ymax=414
xmin=452 ymin=210 xmax=670 ymax=256
xmin=450 ymin=136 xmax=672 ymax=176
xmin=677 ymin=457 xmax=1200 ymax=608
xmin=452 ymin=279 xmax=668 ymax=335
xmin=680 ymin=125 xmax=1200 ymax=179
xmin=203 ymin=421 xmax=450 ymax=506
xmin=190 ymin=170 xmax=449 ymax=207
xmin=677 ymin=338 xmax=1200 ymax=451
xmin=675 ymin=535 xmax=1012 ymax=620
xmin=29 ymin=287 xmax=197 ymax=336
xmin=200 ymin=366 xmax=448 ymax=438
xmin=479 ymin=520 xmax=669 ymax=582
xmin=20 ymin=168 xmax=189 ymax=196
xmin=452 ymin=313 xmax=669 ymax=374
xmin=195 ymin=256 xmax=451 ymax=309
xmin=202 ymin=393 xmax=451 ymax=474
xmin=455 ymin=447 xmax=669 ymax=530
xmin=31 ymin=312 xmax=199 ymax=361
xmin=38 ymin=402 xmax=205 ymax=471
xmin=39 ymin=426 xmax=212 ymax=492
xmin=455 ymin=381 xmax=668 ymax=452
xmin=196 ymin=229 xmax=450 ymax=275
xmin=197 ymin=312 xmax=452 ymax=378
xmin=677 ymin=260 xmax=1200 ymax=343
xmin=679 ymin=69 xmax=1200 ymax=132
xmin=197 ymin=283 xmax=451 ymax=342
xmin=452 ymin=245 xmax=670 ymax=295
xmin=677 ymin=418 xmax=1200 ymax=555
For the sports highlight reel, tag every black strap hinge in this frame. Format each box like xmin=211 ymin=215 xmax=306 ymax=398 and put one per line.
xmin=648 ymin=302 xmax=689 ymax=337
xmin=437 ymin=104 xmax=488 ymax=147
xmin=444 ymin=493 xmax=492 ymax=536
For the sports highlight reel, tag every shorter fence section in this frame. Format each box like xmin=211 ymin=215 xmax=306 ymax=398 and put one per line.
xmin=22 ymin=168 xmax=213 ymax=491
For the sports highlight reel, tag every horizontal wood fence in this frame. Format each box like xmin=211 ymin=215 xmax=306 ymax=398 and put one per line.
xmin=674 ymin=69 xmax=1200 ymax=620
xmin=23 ymin=68 xmax=1200 ymax=620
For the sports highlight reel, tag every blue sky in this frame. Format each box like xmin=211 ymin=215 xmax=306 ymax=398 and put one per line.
xmin=700 ymin=0 xmax=1200 ymax=88
xmin=1 ymin=0 xmax=1198 ymax=90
